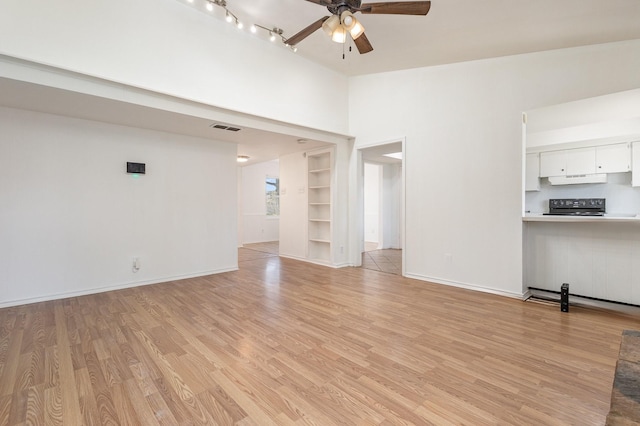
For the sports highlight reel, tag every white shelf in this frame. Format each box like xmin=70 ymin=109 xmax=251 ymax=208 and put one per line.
xmin=309 ymin=168 xmax=330 ymax=173
xmin=307 ymin=148 xmax=332 ymax=264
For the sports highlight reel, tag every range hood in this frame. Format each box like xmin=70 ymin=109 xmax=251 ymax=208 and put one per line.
xmin=548 ymin=173 xmax=608 ymax=185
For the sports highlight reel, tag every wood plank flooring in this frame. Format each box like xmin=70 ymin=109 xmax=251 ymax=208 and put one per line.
xmin=1 ymin=255 xmax=639 ymax=425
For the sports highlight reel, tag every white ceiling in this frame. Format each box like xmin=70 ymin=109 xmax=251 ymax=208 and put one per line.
xmin=181 ymin=0 xmax=640 ymax=76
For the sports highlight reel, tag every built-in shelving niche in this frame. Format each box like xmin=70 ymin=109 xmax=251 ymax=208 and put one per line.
xmin=307 ymin=148 xmax=333 ymax=264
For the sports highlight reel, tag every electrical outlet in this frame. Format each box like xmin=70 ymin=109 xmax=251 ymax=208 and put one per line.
xmin=132 ymin=257 xmax=140 ymax=273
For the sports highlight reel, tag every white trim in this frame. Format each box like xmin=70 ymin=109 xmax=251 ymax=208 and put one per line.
xmin=401 ymin=137 xmax=406 ymax=277
xmin=278 ymin=253 xmax=309 ymax=262
xmin=352 ymin=137 xmax=407 ymax=273
xmin=356 ymin=137 xmax=407 ymax=150
xmin=404 ymin=272 xmax=525 ymax=300
xmin=279 ymin=254 xmax=348 ymax=269
xmin=0 ymin=267 xmax=238 ymax=309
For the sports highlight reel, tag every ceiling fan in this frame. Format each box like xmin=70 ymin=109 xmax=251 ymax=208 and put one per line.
xmin=285 ymin=0 xmax=431 ymax=54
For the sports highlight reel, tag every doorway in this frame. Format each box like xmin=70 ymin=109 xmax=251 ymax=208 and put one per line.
xmin=359 ymin=141 xmax=404 ymax=275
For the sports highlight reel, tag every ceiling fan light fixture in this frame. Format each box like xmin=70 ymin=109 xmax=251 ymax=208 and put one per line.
xmin=340 ymin=11 xmax=364 ymax=40
xmin=331 ymin=25 xmax=347 ymax=43
xmin=341 ymin=11 xmax=355 ymax=29
xmin=349 ymin=20 xmax=365 ymax=39
xmin=322 ymin=15 xmax=340 ymax=37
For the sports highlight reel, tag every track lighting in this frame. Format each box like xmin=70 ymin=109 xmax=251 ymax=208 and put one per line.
xmin=256 ymin=25 xmax=285 ymax=44
xmin=181 ymin=1 xmax=296 ymax=53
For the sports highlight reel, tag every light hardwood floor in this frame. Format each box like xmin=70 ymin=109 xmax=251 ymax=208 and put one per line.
xmin=1 ymin=255 xmax=638 ymax=425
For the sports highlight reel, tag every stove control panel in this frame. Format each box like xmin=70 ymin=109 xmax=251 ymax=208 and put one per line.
xmin=547 ymin=198 xmax=605 ymax=216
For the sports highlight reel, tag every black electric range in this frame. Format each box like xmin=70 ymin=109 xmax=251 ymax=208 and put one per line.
xmin=544 ymin=198 xmax=606 ymax=216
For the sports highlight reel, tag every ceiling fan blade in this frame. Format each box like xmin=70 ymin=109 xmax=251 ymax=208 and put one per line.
xmin=359 ymin=1 xmax=431 ymax=15
xmin=286 ymin=16 xmax=330 ymax=46
xmin=354 ymin=33 xmax=373 ymax=54
xmin=303 ymin=0 xmax=333 ymax=6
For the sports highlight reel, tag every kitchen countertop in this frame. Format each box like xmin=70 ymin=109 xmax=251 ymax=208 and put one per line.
xmin=523 ymin=213 xmax=640 ymax=223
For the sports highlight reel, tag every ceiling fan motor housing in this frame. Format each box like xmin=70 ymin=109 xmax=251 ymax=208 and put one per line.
xmin=327 ymin=0 xmax=362 ymax=15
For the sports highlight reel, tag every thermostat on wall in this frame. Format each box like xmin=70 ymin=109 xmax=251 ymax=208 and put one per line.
xmin=127 ymin=162 xmax=146 ymax=174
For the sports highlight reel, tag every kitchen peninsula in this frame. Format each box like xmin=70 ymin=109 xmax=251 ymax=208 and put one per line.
xmin=522 ymin=89 xmax=640 ymax=307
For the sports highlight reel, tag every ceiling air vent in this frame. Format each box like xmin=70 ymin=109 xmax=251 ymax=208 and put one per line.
xmin=210 ymin=123 xmax=242 ymax=132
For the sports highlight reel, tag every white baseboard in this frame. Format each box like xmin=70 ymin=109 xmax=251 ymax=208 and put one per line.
xmin=278 ymin=253 xmax=307 ymax=262
xmin=404 ymin=272 xmax=525 ymax=300
xmin=0 ymin=266 xmax=238 ymax=309
xmin=278 ymin=254 xmax=351 ymax=269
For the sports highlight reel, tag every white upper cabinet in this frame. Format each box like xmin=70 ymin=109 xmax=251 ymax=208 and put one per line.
xmin=566 ymin=147 xmax=596 ymax=175
xmin=539 ymin=150 xmax=567 ymax=177
xmin=525 ymin=153 xmax=540 ymax=191
xmin=539 ymin=143 xmax=631 ymax=178
xmin=596 ymin=143 xmax=631 ymax=173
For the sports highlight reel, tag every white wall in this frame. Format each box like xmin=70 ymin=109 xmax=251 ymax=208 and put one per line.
xmin=0 ymin=0 xmax=349 ymax=134
xmin=0 ymin=106 xmax=237 ymax=307
xmin=363 ymin=163 xmax=381 ymax=245
xmin=349 ymin=39 xmax=640 ymax=297
xmin=278 ymin=151 xmax=308 ymax=260
xmin=239 ymin=160 xmax=280 ymax=244
xmin=381 ymin=163 xmax=402 ymax=249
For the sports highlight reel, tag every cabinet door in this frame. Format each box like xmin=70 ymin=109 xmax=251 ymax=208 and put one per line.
xmin=525 ymin=153 xmax=540 ymax=191
xmin=633 ymin=142 xmax=640 ymax=187
xmin=566 ymin=147 xmax=596 ymax=175
xmin=596 ymin=143 xmax=631 ymax=173
xmin=539 ymin=150 xmax=567 ymax=177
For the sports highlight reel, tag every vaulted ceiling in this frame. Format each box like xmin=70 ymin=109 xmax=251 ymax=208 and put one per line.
xmin=181 ymin=0 xmax=640 ymax=76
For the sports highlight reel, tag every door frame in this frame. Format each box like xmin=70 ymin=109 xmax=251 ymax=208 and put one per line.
xmin=350 ymin=137 xmax=406 ymax=276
